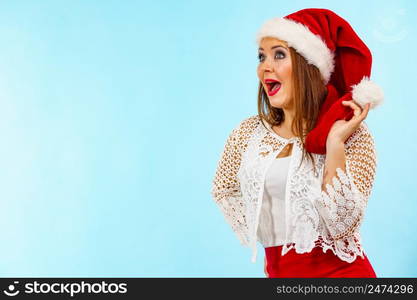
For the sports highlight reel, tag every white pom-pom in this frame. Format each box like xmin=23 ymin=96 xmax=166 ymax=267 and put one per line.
xmin=351 ymin=76 xmax=384 ymax=109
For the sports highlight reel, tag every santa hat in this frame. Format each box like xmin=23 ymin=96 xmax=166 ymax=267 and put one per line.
xmin=256 ymin=8 xmax=383 ymax=154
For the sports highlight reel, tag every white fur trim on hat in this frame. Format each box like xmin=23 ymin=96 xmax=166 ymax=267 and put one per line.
xmin=256 ymin=17 xmax=335 ymax=84
xmin=351 ymin=76 xmax=384 ymax=109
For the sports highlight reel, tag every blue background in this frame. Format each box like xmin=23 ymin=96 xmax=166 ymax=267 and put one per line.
xmin=0 ymin=0 xmax=415 ymax=277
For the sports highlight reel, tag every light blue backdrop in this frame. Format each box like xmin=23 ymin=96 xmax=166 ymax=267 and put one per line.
xmin=0 ymin=0 xmax=415 ymax=277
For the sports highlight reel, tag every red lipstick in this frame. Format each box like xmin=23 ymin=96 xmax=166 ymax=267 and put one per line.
xmin=264 ymin=79 xmax=281 ymax=96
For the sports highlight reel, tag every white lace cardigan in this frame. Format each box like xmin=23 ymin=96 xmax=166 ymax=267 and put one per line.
xmin=211 ymin=115 xmax=377 ymax=263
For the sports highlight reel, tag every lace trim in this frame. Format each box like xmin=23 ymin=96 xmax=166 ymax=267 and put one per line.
xmin=211 ymin=116 xmax=260 ymax=245
xmin=282 ymin=233 xmax=365 ymax=263
xmin=316 ymin=164 xmax=366 ymax=240
xmin=238 ymin=122 xmax=290 ymax=262
xmin=281 ymin=123 xmax=376 ymax=263
xmin=211 ymin=115 xmax=377 ymax=264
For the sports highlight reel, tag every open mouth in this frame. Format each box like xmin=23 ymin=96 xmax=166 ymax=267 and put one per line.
xmin=264 ymin=79 xmax=281 ymax=96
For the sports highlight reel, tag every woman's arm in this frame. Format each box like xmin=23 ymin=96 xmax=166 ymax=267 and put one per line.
xmin=321 ymin=141 xmax=346 ymax=191
xmin=264 ymin=256 xmax=269 ymax=277
xmin=211 ymin=117 xmax=255 ymax=245
xmin=314 ymin=101 xmax=377 ymax=240
xmin=316 ymin=123 xmax=377 ymax=239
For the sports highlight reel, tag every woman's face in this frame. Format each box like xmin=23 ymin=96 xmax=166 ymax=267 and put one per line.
xmin=257 ymin=37 xmax=293 ymax=110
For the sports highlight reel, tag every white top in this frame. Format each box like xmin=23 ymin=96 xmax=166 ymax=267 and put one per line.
xmin=212 ymin=115 xmax=376 ymax=263
xmin=256 ymin=154 xmax=291 ymax=247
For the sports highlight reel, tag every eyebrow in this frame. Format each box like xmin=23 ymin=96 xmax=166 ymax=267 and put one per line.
xmin=258 ymin=45 xmax=288 ymax=51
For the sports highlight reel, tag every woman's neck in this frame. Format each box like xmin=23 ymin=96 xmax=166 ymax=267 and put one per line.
xmin=276 ymin=110 xmax=308 ymax=139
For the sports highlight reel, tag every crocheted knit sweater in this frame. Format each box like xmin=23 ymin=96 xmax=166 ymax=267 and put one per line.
xmin=211 ymin=115 xmax=377 ymax=263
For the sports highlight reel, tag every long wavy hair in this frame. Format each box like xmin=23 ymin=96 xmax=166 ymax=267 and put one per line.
xmin=257 ymin=46 xmax=327 ymax=175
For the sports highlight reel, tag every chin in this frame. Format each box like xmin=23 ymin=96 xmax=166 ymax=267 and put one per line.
xmin=268 ymin=97 xmax=287 ymax=109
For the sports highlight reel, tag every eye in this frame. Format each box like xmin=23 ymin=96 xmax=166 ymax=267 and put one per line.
xmin=275 ymin=50 xmax=285 ymax=59
xmin=257 ymin=53 xmax=265 ymax=62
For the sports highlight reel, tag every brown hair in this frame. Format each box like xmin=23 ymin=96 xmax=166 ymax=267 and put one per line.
xmin=257 ymin=46 xmax=327 ymax=175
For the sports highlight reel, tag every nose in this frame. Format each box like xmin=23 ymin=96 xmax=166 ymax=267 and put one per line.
xmin=260 ymin=58 xmax=274 ymax=73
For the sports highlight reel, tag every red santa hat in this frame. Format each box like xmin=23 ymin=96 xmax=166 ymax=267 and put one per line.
xmin=256 ymin=8 xmax=384 ymax=154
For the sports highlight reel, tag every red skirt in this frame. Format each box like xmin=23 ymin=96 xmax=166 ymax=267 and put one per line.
xmin=265 ymin=245 xmax=377 ymax=278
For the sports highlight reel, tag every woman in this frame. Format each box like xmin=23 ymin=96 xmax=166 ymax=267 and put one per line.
xmin=211 ymin=8 xmax=383 ymax=278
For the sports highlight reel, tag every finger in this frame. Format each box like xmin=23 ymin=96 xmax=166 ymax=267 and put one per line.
xmin=352 ymin=103 xmax=370 ymax=131
xmin=342 ymin=100 xmax=360 ymax=111
xmin=342 ymin=101 xmax=369 ymax=129
xmin=360 ymin=103 xmax=371 ymax=120
xmin=342 ymin=100 xmax=362 ymax=118
xmin=354 ymin=102 xmax=370 ymax=123
xmin=347 ymin=100 xmax=371 ymax=118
